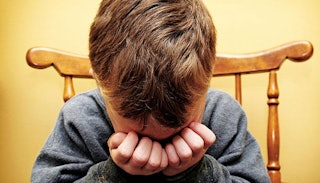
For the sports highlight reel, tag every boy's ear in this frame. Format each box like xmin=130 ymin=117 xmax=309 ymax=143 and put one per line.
xmin=90 ymin=68 xmax=98 ymax=80
xmin=89 ymin=68 xmax=93 ymax=76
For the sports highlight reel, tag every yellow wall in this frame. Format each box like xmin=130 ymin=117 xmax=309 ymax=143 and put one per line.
xmin=0 ymin=0 xmax=319 ymax=182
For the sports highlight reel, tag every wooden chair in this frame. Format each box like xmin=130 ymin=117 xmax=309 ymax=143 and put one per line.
xmin=26 ymin=40 xmax=313 ymax=183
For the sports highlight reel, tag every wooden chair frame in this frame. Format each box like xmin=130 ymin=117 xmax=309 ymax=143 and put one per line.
xmin=26 ymin=40 xmax=313 ymax=183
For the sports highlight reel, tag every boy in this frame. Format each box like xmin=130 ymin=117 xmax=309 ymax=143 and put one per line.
xmin=31 ymin=0 xmax=271 ymax=182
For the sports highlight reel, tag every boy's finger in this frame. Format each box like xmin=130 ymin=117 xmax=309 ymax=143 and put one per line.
xmin=143 ymin=141 xmax=162 ymax=171
xmin=172 ymin=135 xmax=192 ymax=162
xmin=107 ymin=132 xmax=127 ymax=149
xmin=180 ymin=127 xmax=204 ymax=153
xmin=160 ymin=148 xmax=168 ymax=169
xmin=131 ymin=137 xmax=153 ymax=167
xmin=189 ymin=122 xmax=216 ymax=148
xmin=115 ymin=131 xmax=139 ymax=162
xmin=165 ymin=143 xmax=180 ymax=167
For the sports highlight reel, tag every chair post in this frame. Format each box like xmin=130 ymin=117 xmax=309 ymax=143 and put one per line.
xmin=63 ymin=76 xmax=75 ymax=102
xmin=267 ymin=70 xmax=281 ymax=183
xmin=235 ymin=74 xmax=242 ymax=105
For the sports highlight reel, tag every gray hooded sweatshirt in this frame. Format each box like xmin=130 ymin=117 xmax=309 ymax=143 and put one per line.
xmin=31 ymin=88 xmax=271 ymax=183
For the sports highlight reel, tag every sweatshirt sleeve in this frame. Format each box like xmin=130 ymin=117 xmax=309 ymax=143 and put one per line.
xmin=177 ymin=89 xmax=271 ymax=183
xmin=172 ymin=134 xmax=271 ymax=183
xmin=31 ymin=90 xmax=115 ymax=183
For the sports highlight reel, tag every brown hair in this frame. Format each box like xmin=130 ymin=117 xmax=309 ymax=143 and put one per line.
xmin=89 ymin=0 xmax=216 ymax=128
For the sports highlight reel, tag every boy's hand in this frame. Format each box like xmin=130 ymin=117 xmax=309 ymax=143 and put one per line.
xmin=162 ymin=122 xmax=216 ymax=176
xmin=107 ymin=122 xmax=215 ymax=176
xmin=108 ymin=131 xmax=168 ymax=175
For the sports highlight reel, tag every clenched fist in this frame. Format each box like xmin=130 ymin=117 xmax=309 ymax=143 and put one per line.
xmin=107 ymin=122 xmax=216 ymax=176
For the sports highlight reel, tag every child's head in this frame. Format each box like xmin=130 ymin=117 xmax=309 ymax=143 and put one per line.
xmin=89 ymin=0 xmax=216 ymax=129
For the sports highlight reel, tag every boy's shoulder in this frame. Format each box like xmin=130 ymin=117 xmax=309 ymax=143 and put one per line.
xmin=57 ymin=88 xmax=111 ymax=129
xmin=206 ymin=88 xmax=239 ymax=105
xmin=204 ymin=88 xmax=244 ymax=120
xmin=61 ymin=88 xmax=106 ymax=113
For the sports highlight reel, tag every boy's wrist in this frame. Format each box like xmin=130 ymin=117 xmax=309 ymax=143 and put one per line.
xmin=97 ymin=157 xmax=129 ymax=183
xmin=159 ymin=157 xmax=204 ymax=182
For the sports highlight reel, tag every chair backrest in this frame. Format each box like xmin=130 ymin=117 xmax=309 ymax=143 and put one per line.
xmin=26 ymin=40 xmax=313 ymax=183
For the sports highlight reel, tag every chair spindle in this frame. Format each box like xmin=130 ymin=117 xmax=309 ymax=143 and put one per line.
xmin=267 ymin=70 xmax=281 ymax=183
xmin=235 ymin=73 xmax=242 ymax=105
xmin=63 ymin=76 xmax=75 ymax=102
